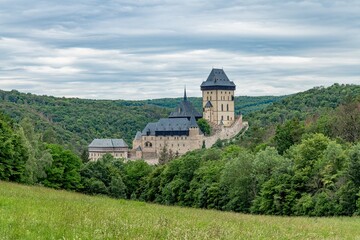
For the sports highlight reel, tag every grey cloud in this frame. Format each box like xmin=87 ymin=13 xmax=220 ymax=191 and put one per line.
xmin=0 ymin=0 xmax=359 ymax=99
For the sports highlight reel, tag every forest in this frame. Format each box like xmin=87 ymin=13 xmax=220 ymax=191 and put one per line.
xmin=1 ymin=83 xmax=360 ymax=216
xmin=0 ymin=89 xmax=281 ymax=154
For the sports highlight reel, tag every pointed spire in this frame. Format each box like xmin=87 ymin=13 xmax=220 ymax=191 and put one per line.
xmin=184 ymin=86 xmax=187 ymax=101
xmin=189 ymin=115 xmax=198 ymax=128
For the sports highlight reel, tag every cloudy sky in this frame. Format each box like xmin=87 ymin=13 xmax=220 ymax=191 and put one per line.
xmin=0 ymin=0 xmax=359 ymax=100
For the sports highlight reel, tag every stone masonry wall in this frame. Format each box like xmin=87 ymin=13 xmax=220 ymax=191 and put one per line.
xmin=204 ymin=115 xmax=247 ymax=148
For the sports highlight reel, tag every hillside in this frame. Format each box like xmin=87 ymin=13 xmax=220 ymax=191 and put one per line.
xmin=235 ymin=84 xmax=360 ymax=149
xmin=0 ymin=89 xmax=282 ymax=153
xmin=1 ymin=181 xmax=359 ymax=240
xmin=247 ymin=83 xmax=360 ymax=126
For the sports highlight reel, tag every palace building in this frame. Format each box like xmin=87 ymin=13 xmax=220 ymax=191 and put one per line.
xmin=88 ymin=139 xmax=129 ymax=161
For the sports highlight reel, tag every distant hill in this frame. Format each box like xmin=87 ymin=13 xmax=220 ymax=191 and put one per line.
xmin=235 ymin=83 xmax=360 ymax=149
xmin=247 ymin=83 xmax=360 ymax=126
xmin=0 ymin=90 xmax=282 ymax=153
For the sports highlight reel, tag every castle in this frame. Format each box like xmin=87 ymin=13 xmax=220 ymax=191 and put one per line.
xmin=131 ymin=68 xmax=246 ymax=164
xmin=89 ymin=68 xmax=246 ymax=163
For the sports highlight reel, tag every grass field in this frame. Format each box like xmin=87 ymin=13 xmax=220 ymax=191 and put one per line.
xmin=0 ymin=181 xmax=359 ymax=240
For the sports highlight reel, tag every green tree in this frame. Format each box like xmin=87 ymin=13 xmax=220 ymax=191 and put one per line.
xmin=43 ymin=144 xmax=82 ymax=190
xmin=80 ymin=154 xmax=128 ymax=198
xmin=19 ymin=118 xmax=53 ymax=184
xmin=123 ymin=160 xmax=152 ymax=199
xmin=274 ymin=118 xmax=304 ymax=154
xmin=0 ymin=113 xmax=28 ymax=182
xmin=197 ymin=118 xmax=211 ymax=135
xmin=220 ymin=149 xmax=255 ymax=212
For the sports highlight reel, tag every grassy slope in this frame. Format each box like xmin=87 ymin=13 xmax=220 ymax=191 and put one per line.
xmin=1 ymin=181 xmax=359 ymax=240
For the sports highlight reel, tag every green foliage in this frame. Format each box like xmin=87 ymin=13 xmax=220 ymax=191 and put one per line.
xmin=220 ymin=149 xmax=255 ymax=212
xmin=0 ymin=113 xmax=28 ymax=182
xmin=274 ymin=119 xmax=304 ymax=154
xmin=19 ymin=118 xmax=53 ymax=184
xmin=80 ymin=154 xmax=125 ymax=197
xmin=197 ymin=118 xmax=211 ymax=135
xmin=0 ymin=90 xmax=169 ymax=153
xmin=0 ymin=90 xmax=281 ymax=154
xmin=43 ymin=144 xmax=82 ymax=190
xmin=239 ymin=84 xmax=360 ymax=148
xmin=123 ymin=160 xmax=153 ymax=199
xmin=158 ymin=144 xmax=174 ymax=165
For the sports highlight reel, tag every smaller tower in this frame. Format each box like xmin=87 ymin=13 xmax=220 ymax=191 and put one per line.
xmin=200 ymin=68 xmax=236 ymax=127
xmin=169 ymin=87 xmax=202 ymax=120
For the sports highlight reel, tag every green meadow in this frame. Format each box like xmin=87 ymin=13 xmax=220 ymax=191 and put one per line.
xmin=0 ymin=181 xmax=359 ymax=240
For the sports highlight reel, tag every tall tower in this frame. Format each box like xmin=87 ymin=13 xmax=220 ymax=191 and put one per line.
xmin=200 ymin=68 xmax=236 ymax=127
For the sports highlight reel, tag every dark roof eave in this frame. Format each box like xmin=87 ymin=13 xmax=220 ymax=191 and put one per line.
xmin=201 ymin=85 xmax=236 ymax=91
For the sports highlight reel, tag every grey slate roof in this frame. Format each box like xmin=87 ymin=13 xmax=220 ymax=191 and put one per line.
xmin=89 ymin=139 xmax=128 ymax=148
xmin=200 ymin=68 xmax=236 ymax=90
xmin=204 ymin=101 xmax=213 ymax=108
xmin=169 ymin=89 xmax=202 ymax=119
xmin=189 ymin=115 xmax=198 ymax=128
xmin=134 ymin=131 xmax=142 ymax=140
xmin=141 ymin=117 xmax=201 ymax=136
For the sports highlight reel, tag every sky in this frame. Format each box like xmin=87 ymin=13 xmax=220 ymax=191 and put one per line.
xmin=0 ymin=0 xmax=359 ymax=100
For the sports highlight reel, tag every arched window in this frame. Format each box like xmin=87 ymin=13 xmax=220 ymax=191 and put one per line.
xmin=227 ymin=116 xmax=229 ymax=120
xmin=221 ymin=104 xmax=223 ymax=111
xmin=145 ymin=141 xmax=152 ymax=147
xmin=227 ymin=104 xmax=229 ymax=111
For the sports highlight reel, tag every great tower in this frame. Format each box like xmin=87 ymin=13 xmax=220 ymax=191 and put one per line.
xmin=200 ymin=68 xmax=236 ymax=127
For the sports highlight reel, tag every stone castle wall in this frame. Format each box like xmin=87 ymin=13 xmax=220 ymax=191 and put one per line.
xmin=204 ymin=115 xmax=247 ymax=148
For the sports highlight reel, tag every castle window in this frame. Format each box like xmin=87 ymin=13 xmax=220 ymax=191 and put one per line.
xmin=145 ymin=141 xmax=152 ymax=147
xmin=221 ymin=116 xmax=224 ymax=120
xmin=221 ymin=104 xmax=223 ymax=111
xmin=227 ymin=104 xmax=229 ymax=111
xmin=227 ymin=116 xmax=229 ymax=120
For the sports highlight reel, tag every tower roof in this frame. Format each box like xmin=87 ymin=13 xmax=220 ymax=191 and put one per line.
xmin=204 ymin=101 xmax=213 ymax=108
xmin=169 ymin=89 xmax=202 ymax=119
xmin=189 ymin=115 xmax=198 ymax=128
xmin=200 ymin=68 xmax=236 ymax=91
